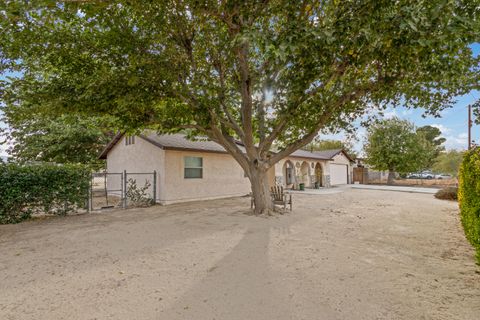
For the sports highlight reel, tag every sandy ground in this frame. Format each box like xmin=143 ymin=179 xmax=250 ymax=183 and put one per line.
xmin=1 ymin=188 xmax=479 ymax=320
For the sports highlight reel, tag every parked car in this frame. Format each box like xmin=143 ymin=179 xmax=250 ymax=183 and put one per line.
xmin=407 ymin=171 xmax=434 ymax=179
xmin=420 ymin=171 xmax=434 ymax=179
xmin=435 ymin=173 xmax=452 ymax=179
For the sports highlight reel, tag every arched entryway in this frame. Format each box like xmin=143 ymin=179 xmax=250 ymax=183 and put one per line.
xmin=282 ymin=160 xmax=295 ymax=186
xmin=300 ymin=161 xmax=311 ymax=187
xmin=314 ymin=163 xmax=323 ymax=187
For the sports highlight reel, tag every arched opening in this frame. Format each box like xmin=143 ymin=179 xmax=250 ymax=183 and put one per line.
xmin=300 ymin=161 xmax=310 ymax=187
xmin=282 ymin=160 xmax=295 ymax=187
xmin=315 ymin=162 xmax=323 ymax=187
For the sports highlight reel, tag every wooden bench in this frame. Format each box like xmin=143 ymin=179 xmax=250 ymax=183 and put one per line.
xmin=250 ymin=186 xmax=293 ymax=211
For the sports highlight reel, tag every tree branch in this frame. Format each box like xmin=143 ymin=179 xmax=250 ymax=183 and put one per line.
xmin=259 ymin=62 xmax=348 ymax=153
xmin=267 ymin=79 xmax=388 ymax=166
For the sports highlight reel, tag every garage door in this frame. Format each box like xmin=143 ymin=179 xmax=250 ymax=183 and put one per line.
xmin=330 ymin=164 xmax=348 ymax=185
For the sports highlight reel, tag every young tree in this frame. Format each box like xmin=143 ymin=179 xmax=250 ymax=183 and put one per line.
xmin=0 ymin=114 xmax=111 ymax=168
xmin=364 ymin=118 xmax=436 ymax=185
xmin=432 ymin=150 xmax=464 ymax=177
xmin=1 ymin=1 xmax=478 ymax=213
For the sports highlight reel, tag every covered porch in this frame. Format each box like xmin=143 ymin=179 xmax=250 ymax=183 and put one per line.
xmin=270 ymin=158 xmax=331 ymax=190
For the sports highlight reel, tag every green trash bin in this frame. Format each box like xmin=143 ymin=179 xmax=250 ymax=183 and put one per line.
xmin=299 ymin=183 xmax=305 ymax=191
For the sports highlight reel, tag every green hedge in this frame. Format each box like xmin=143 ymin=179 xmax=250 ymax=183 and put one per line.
xmin=0 ymin=163 xmax=90 ymax=224
xmin=458 ymin=147 xmax=480 ymax=263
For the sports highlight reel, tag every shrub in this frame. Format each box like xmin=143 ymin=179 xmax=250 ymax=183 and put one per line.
xmin=0 ymin=163 xmax=90 ymax=224
xmin=125 ymin=178 xmax=153 ymax=207
xmin=434 ymin=187 xmax=458 ymax=201
xmin=458 ymin=147 xmax=480 ymax=263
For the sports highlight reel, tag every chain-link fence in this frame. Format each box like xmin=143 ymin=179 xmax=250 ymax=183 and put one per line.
xmin=124 ymin=172 xmax=156 ymax=208
xmin=89 ymin=171 xmax=157 ymax=211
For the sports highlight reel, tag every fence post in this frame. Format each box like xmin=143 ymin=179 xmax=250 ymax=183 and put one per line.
xmin=123 ymin=170 xmax=127 ymax=209
xmin=153 ymin=170 xmax=157 ymax=204
xmin=88 ymin=173 xmax=92 ymax=212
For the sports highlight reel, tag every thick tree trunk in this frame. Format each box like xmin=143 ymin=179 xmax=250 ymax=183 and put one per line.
xmin=249 ymin=167 xmax=274 ymax=215
xmin=387 ymin=169 xmax=395 ymax=185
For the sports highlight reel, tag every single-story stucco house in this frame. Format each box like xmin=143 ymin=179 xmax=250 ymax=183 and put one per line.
xmin=99 ymin=133 xmax=354 ymax=205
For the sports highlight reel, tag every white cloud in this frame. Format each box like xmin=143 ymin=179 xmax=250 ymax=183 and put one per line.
xmin=430 ymin=124 xmax=452 ymax=135
xmin=401 ymin=109 xmax=414 ymax=116
xmin=444 ymin=132 xmax=468 ymax=150
xmin=0 ymin=144 xmax=8 ymax=157
xmin=383 ymin=109 xmax=398 ymax=119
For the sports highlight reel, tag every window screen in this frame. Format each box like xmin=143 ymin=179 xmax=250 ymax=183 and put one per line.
xmin=184 ymin=156 xmax=203 ymax=179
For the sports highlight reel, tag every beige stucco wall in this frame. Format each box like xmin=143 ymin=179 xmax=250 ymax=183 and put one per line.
xmin=106 ymin=136 xmax=165 ymax=201
xmin=162 ymin=150 xmax=251 ymax=204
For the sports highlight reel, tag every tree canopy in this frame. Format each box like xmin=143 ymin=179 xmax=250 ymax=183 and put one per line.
xmin=363 ymin=117 xmax=436 ymax=183
xmin=432 ymin=150 xmax=464 ymax=177
xmin=0 ymin=114 xmax=111 ymax=168
xmin=303 ymin=139 xmax=357 ymax=158
xmin=1 ymin=1 xmax=479 ymax=213
xmin=416 ymin=125 xmax=446 ymax=167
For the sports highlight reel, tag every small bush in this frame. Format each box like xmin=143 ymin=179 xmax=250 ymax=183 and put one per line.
xmin=434 ymin=187 xmax=458 ymax=201
xmin=0 ymin=163 xmax=90 ymax=224
xmin=458 ymin=147 xmax=480 ymax=263
xmin=125 ymin=178 xmax=153 ymax=207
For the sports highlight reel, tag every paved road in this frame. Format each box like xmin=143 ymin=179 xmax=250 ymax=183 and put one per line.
xmin=351 ymin=184 xmax=439 ymax=194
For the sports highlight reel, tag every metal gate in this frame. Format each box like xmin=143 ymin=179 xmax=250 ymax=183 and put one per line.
xmin=124 ymin=171 xmax=157 ymax=208
xmin=89 ymin=171 xmax=157 ymax=211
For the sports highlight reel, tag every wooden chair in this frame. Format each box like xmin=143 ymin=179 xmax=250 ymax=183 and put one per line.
xmin=270 ymin=186 xmax=293 ymax=211
xmin=250 ymin=186 xmax=293 ymax=211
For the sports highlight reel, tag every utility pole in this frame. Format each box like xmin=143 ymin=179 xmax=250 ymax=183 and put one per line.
xmin=468 ymin=104 xmax=472 ymax=150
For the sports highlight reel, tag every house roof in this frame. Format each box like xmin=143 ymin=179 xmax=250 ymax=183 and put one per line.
xmin=141 ymin=132 xmax=232 ymax=153
xmin=99 ymin=132 xmax=354 ymax=162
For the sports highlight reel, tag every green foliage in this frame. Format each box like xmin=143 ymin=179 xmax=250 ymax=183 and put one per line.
xmin=0 ymin=1 xmax=478 ymax=159
xmin=0 ymin=163 xmax=90 ymax=224
xmin=364 ymin=117 xmax=436 ymax=173
xmin=1 ymin=1 xmax=478 ymax=213
xmin=434 ymin=187 xmax=458 ymax=201
xmin=471 ymin=99 xmax=480 ymax=125
xmin=432 ymin=150 xmax=464 ymax=177
xmin=416 ymin=125 xmax=446 ymax=166
xmin=416 ymin=125 xmax=446 ymax=147
xmin=458 ymin=147 xmax=480 ymax=263
xmin=126 ymin=178 xmax=153 ymax=207
xmin=1 ymin=114 xmax=112 ymax=169
xmin=303 ymin=139 xmax=357 ymax=158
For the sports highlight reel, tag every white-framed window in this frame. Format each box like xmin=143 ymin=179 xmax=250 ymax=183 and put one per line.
xmin=125 ymin=136 xmax=135 ymax=145
xmin=184 ymin=156 xmax=203 ymax=179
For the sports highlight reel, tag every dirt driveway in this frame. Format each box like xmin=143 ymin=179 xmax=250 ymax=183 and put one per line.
xmin=1 ymin=188 xmax=479 ymax=320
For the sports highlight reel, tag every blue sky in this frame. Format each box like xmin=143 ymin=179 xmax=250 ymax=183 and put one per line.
xmin=321 ymin=90 xmax=479 ymax=154
xmin=1 ymin=45 xmax=479 ymax=157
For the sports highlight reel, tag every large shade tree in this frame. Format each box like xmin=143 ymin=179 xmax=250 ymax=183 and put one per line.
xmin=1 ymin=1 xmax=479 ymax=213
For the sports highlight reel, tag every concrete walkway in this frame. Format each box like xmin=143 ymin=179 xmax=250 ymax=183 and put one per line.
xmin=351 ymin=184 xmax=439 ymax=194
xmin=287 ymin=187 xmax=345 ymax=195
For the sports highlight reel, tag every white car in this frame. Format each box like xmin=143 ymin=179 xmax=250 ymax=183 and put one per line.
xmin=435 ymin=173 xmax=452 ymax=179
xmin=419 ymin=172 xmax=434 ymax=179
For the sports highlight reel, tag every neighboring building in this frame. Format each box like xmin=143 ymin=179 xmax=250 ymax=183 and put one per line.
xmin=99 ymin=133 xmax=354 ymax=205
